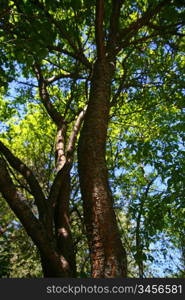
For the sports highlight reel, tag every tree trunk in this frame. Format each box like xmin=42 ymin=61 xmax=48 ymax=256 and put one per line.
xmin=40 ymin=251 xmax=73 ymax=278
xmin=54 ymin=169 xmax=76 ymax=277
xmin=0 ymin=156 xmax=74 ymax=278
xmin=78 ymin=58 xmax=127 ymax=278
xmin=54 ymin=125 xmax=76 ymax=277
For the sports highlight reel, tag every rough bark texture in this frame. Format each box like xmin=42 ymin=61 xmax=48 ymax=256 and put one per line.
xmin=78 ymin=58 xmax=127 ymax=277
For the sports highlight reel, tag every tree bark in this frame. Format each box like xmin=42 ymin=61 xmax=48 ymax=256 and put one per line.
xmin=54 ymin=168 xmax=76 ymax=277
xmin=78 ymin=58 xmax=127 ymax=277
xmin=0 ymin=158 xmax=71 ymax=277
xmin=34 ymin=64 xmax=80 ymax=277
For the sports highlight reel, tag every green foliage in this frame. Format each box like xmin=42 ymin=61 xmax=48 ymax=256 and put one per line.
xmin=0 ymin=0 xmax=184 ymax=277
xmin=0 ymin=197 xmax=42 ymax=278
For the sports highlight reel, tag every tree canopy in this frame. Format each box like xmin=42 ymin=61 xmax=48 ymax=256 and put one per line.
xmin=0 ymin=0 xmax=185 ymax=278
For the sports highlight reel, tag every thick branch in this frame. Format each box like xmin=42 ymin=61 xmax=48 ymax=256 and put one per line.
xmin=0 ymin=157 xmax=68 ymax=276
xmin=95 ymin=0 xmax=105 ymax=59
xmin=48 ymin=163 xmax=70 ymax=209
xmin=148 ymin=21 xmax=184 ymax=32
xmin=107 ymin=0 xmax=123 ymax=58
xmin=0 ymin=141 xmax=47 ymax=221
xmin=49 ymin=107 xmax=86 ymax=208
xmin=0 ymin=157 xmax=44 ymax=238
xmin=55 ymin=125 xmax=67 ymax=172
xmin=45 ymin=72 xmax=87 ymax=85
xmin=34 ymin=63 xmax=65 ymax=127
xmin=66 ymin=106 xmax=87 ymax=160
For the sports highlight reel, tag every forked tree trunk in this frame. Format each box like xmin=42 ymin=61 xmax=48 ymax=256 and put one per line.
xmin=78 ymin=58 xmax=127 ymax=277
xmin=0 ymin=151 xmax=75 ymax=278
